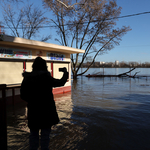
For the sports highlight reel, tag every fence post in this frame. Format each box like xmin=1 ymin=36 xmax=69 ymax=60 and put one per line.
xmin=0 ymin=84 xmax=7 ymax=150
xmin=12 ymin=88 xmax=15 ymax=106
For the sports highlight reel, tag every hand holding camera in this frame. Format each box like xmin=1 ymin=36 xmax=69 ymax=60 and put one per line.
xmin=59 ymin=67 xmax=67 ymax=72
xmin=59 ymin=67 xmax=68 ymax=80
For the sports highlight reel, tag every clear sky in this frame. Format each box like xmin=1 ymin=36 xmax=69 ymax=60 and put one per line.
xmin=102 ymin=0 xmax=150 ymax=63
xmin=0 ymin=0 xmax=150 ymax=63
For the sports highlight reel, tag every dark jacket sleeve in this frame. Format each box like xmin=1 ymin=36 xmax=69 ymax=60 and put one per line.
xmin=50 ymin=71 xmax=69 ymax=87
xmin=20 ymin=77 xmax=31 ymax=102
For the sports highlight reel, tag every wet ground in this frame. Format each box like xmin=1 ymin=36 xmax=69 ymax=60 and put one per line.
xmin=7 ymin=75 xmax=150 ymax=150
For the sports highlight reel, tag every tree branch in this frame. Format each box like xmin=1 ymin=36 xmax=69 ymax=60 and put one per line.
xmin=55 ymin=0 xmax=85 ymax=12
xmin=78 ymin=30 xmax=125 ymax=76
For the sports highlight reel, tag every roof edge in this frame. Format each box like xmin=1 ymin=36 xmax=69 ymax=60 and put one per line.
xmin=0 ymin=35 xmax=85 ymax=54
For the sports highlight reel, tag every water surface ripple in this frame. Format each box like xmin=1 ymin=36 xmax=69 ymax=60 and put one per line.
xmin=54 ymin=73 xmax=150 ymax=150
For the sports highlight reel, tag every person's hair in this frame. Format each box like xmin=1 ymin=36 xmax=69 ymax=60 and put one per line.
xmin=32 ymin=57 xmax=48 ymax=71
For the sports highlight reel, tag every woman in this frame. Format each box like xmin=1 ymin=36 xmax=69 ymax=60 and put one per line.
xmin=20 ymin=57 xmax=68 ymax=150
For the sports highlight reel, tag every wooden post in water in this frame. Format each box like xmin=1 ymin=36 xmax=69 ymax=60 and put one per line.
xmin=0 ymin=84 xmax=7 ymax=150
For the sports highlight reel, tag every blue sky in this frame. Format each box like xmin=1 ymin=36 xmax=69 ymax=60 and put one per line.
xmin=104 ymin=0 xmax=150 ymax=63
xmin=0 ymin=0 xmax=150 ymax=63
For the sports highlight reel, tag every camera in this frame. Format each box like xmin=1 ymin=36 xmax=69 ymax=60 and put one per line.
xmin=59 ymin=67 xmax=67 ymax=72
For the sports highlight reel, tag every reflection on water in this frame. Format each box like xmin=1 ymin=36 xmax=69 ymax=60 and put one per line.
xmin=51 ymin=76 xmax=150 ymax=150
xmin=7 ymin=71 xmax=150 ymax=149
xmin=49 ymin=92 xmax=88 ymax=150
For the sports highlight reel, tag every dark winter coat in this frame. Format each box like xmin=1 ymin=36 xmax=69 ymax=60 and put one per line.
xmin=20 ymin=70 xmax=68 ymax=129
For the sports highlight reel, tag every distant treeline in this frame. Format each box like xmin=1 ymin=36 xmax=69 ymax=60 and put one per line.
xmin=78 ymin=61 xmax=150 ymax=68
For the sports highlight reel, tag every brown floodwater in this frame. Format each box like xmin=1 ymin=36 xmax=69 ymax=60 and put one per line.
xmin=7 ymin=72 xmax=150 ymax=150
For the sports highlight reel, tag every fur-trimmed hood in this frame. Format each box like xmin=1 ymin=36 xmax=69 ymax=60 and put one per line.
xmin=22 ymin=71 xmax=51 ymax=78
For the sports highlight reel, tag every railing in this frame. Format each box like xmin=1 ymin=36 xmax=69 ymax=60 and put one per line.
xmin=6 ymin=84 xmax=21 ymax=106
xmin=0 ymin=84 xmax=21 ymax=150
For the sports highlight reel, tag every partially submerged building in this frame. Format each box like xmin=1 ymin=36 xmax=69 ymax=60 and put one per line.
xmin=0 ymin=35 xmax=84 ymax=103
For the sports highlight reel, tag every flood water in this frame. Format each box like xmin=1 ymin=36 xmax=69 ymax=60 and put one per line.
xmin=7 ymin=68 xmax=150 ymax=150
xmin=54 ymin=68 xmax=150 ymax=150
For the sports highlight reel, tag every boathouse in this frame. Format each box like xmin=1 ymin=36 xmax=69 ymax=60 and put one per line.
xmin=0 ymin=34 xmax=85 ymax=104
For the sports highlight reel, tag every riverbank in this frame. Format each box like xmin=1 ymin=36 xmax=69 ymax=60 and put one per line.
xmin=79 ymin=66 xmax=150 ymax=68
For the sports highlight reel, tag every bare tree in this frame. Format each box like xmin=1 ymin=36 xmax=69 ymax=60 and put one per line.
xmin=43 ymin=0 xmax=131 ymax=79
xmin=0 ymin=0 xmax=22 ymax=3
xmin=1 ymin=3 xmax=50 ymax=40
xmin=54 ymin=0 xmax=85 ymax=12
